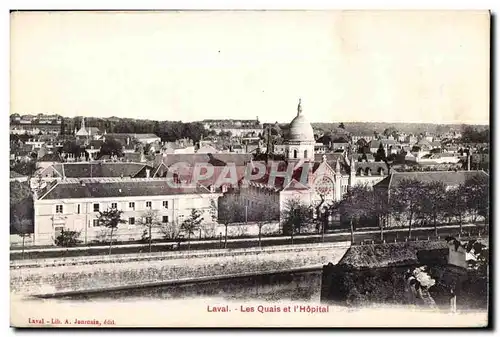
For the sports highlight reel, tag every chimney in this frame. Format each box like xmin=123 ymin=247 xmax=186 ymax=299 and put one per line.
xmin=467 ymin=154 xmax=471 ymax=171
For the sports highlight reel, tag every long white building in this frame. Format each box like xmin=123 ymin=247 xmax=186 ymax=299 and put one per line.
xmin=33 ymin=177 xmax=221 ymax=245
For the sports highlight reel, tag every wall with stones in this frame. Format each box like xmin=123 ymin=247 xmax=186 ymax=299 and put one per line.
xmin=10 ymin=242 xmax=350 ymax=297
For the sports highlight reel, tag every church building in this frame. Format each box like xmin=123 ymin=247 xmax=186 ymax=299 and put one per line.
xmin=237 ymin=99 xmax=389 ymax=221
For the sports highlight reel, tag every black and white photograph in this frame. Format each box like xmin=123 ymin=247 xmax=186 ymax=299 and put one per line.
xmin=8 ymin=9 xmax=490 ymax=328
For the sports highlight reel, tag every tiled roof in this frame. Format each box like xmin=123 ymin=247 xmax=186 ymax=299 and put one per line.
xmin=314 ymin=153 xmax=344 ymax=163
xmin=375 ymin=170 xmax=488 ymax=190
xmin=56 ymin=162 xmax=151 ymax=178
xmin=38 ymin=152 xmax=62 ymax=162
xmin=160 ymin=153 xmax=253 ymax=167
xmin=39 ymin=179 xmax=212 ymax=200
xmin=355 ymin=162 xmax=389 ymax=175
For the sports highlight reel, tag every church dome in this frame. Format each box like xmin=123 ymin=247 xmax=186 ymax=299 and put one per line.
xmin=288 ymin=99 xmax=315 ymax=142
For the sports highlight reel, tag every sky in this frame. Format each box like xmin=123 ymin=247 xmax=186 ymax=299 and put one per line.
xmin=10 ymin=10 xmax=490 ymax=124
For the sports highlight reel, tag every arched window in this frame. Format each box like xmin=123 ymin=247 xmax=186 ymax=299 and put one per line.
xmin=304 ymin=150 xmax=308 ymax=158
xmin=293 ymin=149 xmax=298 ymax=159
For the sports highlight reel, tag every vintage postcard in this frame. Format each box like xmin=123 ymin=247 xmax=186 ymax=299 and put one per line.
xmin=9 ymin=10 xmax=490 ymax=328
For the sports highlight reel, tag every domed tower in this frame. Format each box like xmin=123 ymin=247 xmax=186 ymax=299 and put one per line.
xmin=285 ymin=99 xmax=315 ymax=161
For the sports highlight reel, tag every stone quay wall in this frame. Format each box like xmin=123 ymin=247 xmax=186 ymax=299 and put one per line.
xmin=10 ymin=242 xmax=351 ymax=297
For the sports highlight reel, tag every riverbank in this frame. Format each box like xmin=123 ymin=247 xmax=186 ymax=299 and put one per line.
xmin=10 ymin=242 xmax=350 ymax=297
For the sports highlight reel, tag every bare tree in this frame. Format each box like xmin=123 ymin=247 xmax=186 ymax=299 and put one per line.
xmin=137 ymin=209 xmax=162 ymax=253
xmin=160 ymin=220 xmax=182 ymax=240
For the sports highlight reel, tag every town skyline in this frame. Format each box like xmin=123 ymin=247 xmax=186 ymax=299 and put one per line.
xmin=11 ymin=11 xmax=490 ymax=125
xmin=9 ymin=111 xmax=490 ymax=127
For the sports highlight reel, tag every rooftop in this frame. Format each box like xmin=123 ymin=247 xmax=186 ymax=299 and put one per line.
xmin=375 ymin=170 xmax=488 ymax=189
xmin=38 ymin=178 xmax=213 ymax=200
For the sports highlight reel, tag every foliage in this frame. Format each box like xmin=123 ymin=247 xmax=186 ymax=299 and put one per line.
xmin=281 ymin=198 xmax=311 ymax=236
xmin=10 ymin=181 xmax=34 ymax=234
xmin=383 ymin=127 xmax=399 ymax=138
xmin=418 ymin=181 xmax=447 ymax=234
xmin=461 ymin=125 xmax=489 ymax=143
xmin=59 ymin=140 xmax=85 ymax=158
xmin=389 ymin=179 xmax=426 ymax=237
xmin=180 ymin=209 xmax=204 ymax=249
xmin=338 ymin=185 xmax=373 ymax=225
xmin=251 ymin=200 xmax=280 ymax=246
xmin=99 ymin=137 xmax=124 ymax=157
xmin=375 ymin=143 xmax=387 ymax=162
xmin=55 ymin=230 xmax=81 ymax=247
xmin=218 ymin=197 xmax=244 ymax=224
xmin=10 ymin=161 xmax=37 ymax=177
xmin=97 ymin=208 xmax=126 ymax=253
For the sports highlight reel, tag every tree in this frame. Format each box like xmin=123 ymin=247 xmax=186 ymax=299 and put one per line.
xmin=419 ymin=181 xmax=447 ymax=236
xmin=12 ymin=218 xmax=32 ymax=259
xmin=383 ymin=127 xmax=398 ymax=138
xmin=371 ymin=188 xmax=390 ymax=240
xmin=160 ymin=221 xmax=182 ymax=241
xmin=375 ymin=143 xmax=387 ymax=162
xmin=390 ymin=179 xmax=425 ymax=238
xmin=55 ymin=229 xmax=81 ymax=247
xmin=99 ymin=137 xmax=124 ymax=157
xmin=281 ymin=198 xmax=311 ymax=244
xmin=137 ymin=209 xmax=161 ymax=253
xmin=10 ymin=181 xmax=34 ymax=240
xmin=218 ymin=197 xmax=244 ymax=248
xmin=463 ymin=174 xmax=489 ymax=224
xmin=180 ymin=209 xmax=204 ymax=250
xmin=338 ymin=122 xmax=346 ymax=129
xmin=10 ymin=161 xmax=37 ymax=177
xmin=445 ymin=185 xmax=468 ymax=234
xmin=59 ymin=140 xmax=84 ymax=158
xmin=338 ymin=185 xmax=373 ymax=243
xmin=97 ymin=208 xmax=126 ymax=254
xmin=252 ymin=201 xmax=280 ymax=247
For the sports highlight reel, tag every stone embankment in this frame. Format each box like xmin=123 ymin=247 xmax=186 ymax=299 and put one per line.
xmin=10 ymin=242 xmax=350 ymax=297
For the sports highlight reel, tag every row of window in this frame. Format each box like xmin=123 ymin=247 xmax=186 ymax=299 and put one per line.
xmin=55 ymin=201 xmax=170 ymax=214
xmin=92 ymin=216 xmax=169 ymax=227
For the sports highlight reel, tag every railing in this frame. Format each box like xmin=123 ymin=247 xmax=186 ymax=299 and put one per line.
xmin=10 ymin=241 xmax=351 ymax=269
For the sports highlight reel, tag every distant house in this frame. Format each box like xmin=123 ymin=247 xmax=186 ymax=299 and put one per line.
xmin=196 ymin=145 xmax=219 ymax=154
xmin=75 ymin=117 xmax=102 ymax=139
xmin=351 ymin=133 xmax=376 ymax=143
xmin=134 ymin=133 xmax=161 ymax=144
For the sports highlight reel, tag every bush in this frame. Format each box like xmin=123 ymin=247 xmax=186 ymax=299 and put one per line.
xmin=55 ymin=230 xmax=82 ymax=247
